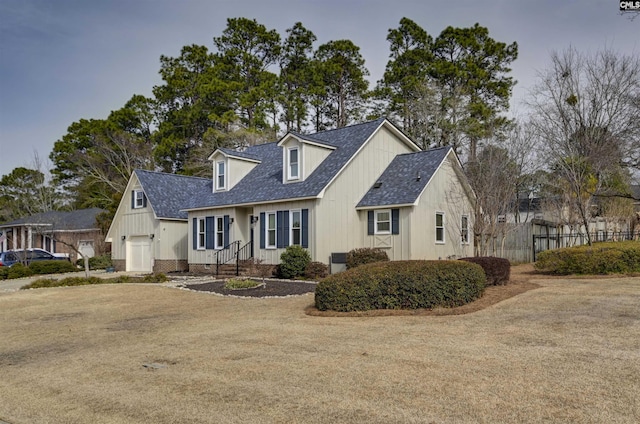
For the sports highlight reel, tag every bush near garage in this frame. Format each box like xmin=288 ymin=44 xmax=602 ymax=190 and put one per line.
xmin=315 ymin=260 xmax=486 ymax=312
xmin=345 ymin=247 xmax=389 ymax=269
xmin=534 ymin=241 xmax=640 ymax=275
xmin=29 ymin=260 xmax=79 ymax=275
xmin=278 ymin=245 xmax=311 ymax=279
xmin=459 ymin=256 xmax=511 ymax=285
xmin=75 ymin=254 xmax=113 ymax=270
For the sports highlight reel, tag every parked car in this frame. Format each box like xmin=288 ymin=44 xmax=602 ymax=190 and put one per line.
xmin=0 ymin=249 xmax=70 ymax=267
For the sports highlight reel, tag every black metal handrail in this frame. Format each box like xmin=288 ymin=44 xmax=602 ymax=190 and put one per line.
xmin=215 ymin=241 xmax=240 ymax=276
xmin=214 ymin=240 xmax=254 ymax=276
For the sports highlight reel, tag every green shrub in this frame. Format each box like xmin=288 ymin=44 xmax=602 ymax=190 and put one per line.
xmin=304 ymin=261 xmax=328 ymax=280
xmin=0 ymin=267 xmax=8 ymax=280
xmin=224 ymin=278 xmax=261 ymax=289
xmin=29 ymin=260 xmax=79 ymax=275
xmin=21 ymin=273 xmax=169 ymax=289
xmin=345 ymin=247 xmax=389 ymax=269
xmin=315 ymin=260 xmax=486 ymax=312
xmin=535 ymin=241 xmax=640 ymax=275
xmin=75 ymin=254 xmax=112 ymax=270
xmin=459 ymin=256 xmax=510 ymax=285
xmin=7 ymin=264 xmax=34 ymax=279
xmin=142 ymin=273 xmax=168 ymax=283
xmin=278 ymin=245 xmax=311 ymax=279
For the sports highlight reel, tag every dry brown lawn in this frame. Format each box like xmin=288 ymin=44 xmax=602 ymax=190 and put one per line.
xmin=1 ymin=265 xmax=639 ymax=424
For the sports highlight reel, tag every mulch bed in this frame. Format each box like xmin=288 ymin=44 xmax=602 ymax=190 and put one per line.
xmin=181 ymin=279 xmax=317 ymax=297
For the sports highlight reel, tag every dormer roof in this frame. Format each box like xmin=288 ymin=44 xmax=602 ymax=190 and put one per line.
xmin=208 ymin=148 xmax=262 ymax=163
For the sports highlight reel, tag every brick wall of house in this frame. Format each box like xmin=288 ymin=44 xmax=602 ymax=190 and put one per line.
xmin=112 ymin=259 xmax=126 ymax=272
xmin=154 ymin=260 xmax=188 ymax=273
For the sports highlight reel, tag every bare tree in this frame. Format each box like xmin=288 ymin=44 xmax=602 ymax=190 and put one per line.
xmin=527 ymin=47 xmax=640 ymax=244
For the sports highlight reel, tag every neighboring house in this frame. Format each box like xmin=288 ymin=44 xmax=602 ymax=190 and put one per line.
xmin=107 ymin=118 xmax=476 ymax=273
xmin=105 ymin=170 xmax=210 ymax=272
xmin=0 ymin=208 xmax=106 ymax=262
xmin=183 ymin=118 xmax=475 ymax=271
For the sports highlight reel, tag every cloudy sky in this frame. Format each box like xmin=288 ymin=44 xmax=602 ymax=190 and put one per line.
xmin=0 ymin=0 xmax=637 ymax=177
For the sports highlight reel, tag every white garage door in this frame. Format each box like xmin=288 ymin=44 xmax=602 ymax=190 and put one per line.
xmin=127 ymin=237 xmax=152 ymax=272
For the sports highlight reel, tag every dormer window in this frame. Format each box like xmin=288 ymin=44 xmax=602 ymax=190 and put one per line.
xmin=288 ymin=147 xmax=299 ymax=180
xmin=132 ymin=189 xmax=146 ymax=209
xmin=216 ymin=161 xmax=226 ymax=190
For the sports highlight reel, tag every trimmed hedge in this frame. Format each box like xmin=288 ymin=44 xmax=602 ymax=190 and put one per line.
xmin=22 ymin=273 xmax=168 ymax=289
xmin=29 ymin=260 xmax=79 ymax=275
xmin=459 ymin=256 xmax=510 ymax=285
xmin=278 ymin=245 xmax=311 ymax=279
xmin=345 ymin=247 xmax=389 ymax=269
xmin=304 ymin=261 xmax=328 ymax=280
xmin=315 ymin=260 xmax=486 ymax=312
xmin=2 ymin=263 xmax=34 ymax=280
xmin=76 ymin=254 xmax=112 ymax=270
xmin=534 ymin=241 xmax=640 ymax=275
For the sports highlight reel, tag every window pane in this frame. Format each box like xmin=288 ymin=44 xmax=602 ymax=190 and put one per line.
xmin=292 ymin=211 xmax=301 ymax=228
xmin=436 ymin=213 xmax=443 ymax=227
xmin=289 ymin=148 xmax=298 ymax=178
xmin=436 ymin=228 xmax=444 ymax=242
xmin=292 ymin=229 xmax=301 ymax=245
xmin=268 ymin=230 xmax=276 ymax=246
xmin=378 ymin=222 xmax=390 ymax=232
xmin=377 ymin=211 xmax=390 ymax=222
xmin=268 ymin=214 xmax=276 ymax=229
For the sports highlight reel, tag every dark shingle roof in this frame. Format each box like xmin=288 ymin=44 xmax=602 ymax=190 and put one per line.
xmin=185 ymin=117 xmax=388 ymax=210
xmin=357 ymin=147 xmax=452 ymax=208
xmin=0 ymin=208 xmax=104 ymax=230
xmin=217 ymin=148 xmax=261 ymax=162
xmin=135 ymin=170 xmax=211 ymax=219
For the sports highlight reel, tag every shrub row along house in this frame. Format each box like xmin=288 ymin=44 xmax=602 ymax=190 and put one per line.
xmin=106 ymin=118 xmax=475 ymax=273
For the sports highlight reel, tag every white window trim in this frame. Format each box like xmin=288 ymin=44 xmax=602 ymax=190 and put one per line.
xmin=133 ymin=189 xmax=145 ymax=209
xmin=287 ymin=147 xmax=300 ymax=180
xmin=461 ymin=214 xmax=469 ymax=245
xmin=290 ymin=210 xmax=302 ymax=246
xmin=197 ymin=217 xmax=206 ymax=250
xmin=374 ymin=209 xmax=392 ymax=235
xmin=436 ymin=211 xmax=445 ymax=244
xmin=216 ymin=160 xmax=226 ymax=191
xmin=215 ymin=216 xmax=224 ymax=249
xmin=266 ymin=211 xmax=277 ymax=249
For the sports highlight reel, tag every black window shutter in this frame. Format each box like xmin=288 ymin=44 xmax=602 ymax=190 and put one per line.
xmin=192 ymin=217 xmax=197 ymax=250
xmin=223 ymin=215 xmax=230 ymax=247
xmin=205 ymin=216 xmax=215 ymax=249
xmin=260 ymin=212 xmax=265 ymax=249
xmin=283 ymin=210 xmax=290 ymax=247
xmin=392 ymin=209 xmax=400 ymax=235
xmin=131 ymin=191 xmax=135 ymax=209
xmin=276 ymin=211 xmax=284 ymax=248
xmin=367 ymin=211 xmax=374 ymax=235
xmin=302 ymin=209 xmax=309 ymax=248
xmin=142 ymin=193 xmax=147 ymax=208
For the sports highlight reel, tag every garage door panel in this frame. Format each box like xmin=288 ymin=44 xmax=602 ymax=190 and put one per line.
xmin=127 ymin=237 xmax=152 ymax=272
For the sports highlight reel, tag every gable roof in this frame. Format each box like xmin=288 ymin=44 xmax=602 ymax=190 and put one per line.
xmin=356 ymin=147 xmax=452 ymax=208
xmin=0 ymin=208 xmax=104 ymax=230
xmin=135 ymin=170 xmax=211 ymax=220
xmin=212 ymin=148 xmax=262 ymax=163
xmin=185 ymin=117 xmax=411 ymax=210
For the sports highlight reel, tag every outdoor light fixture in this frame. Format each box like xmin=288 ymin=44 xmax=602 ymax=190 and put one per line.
xmin=229 ymin=218 xmax=234 ymax=224
xmin=251 ymin=216 xmax=259 ymax=224
xmin=149 ymin=234 xmax=155 ymax=240
xmin=121 ymin=235 xmax=126 ymax=241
